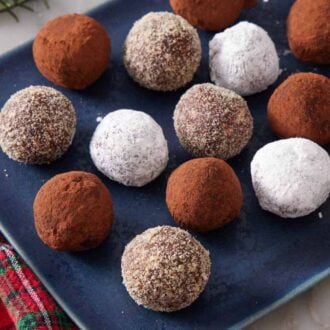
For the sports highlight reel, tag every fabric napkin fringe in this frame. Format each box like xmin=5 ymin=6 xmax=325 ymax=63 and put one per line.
xmin=0 ymin=243 xmax=77 ymax=330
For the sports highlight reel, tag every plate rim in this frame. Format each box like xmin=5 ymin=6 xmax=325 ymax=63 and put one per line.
xmin=2 ymin=222 xmax=329 ymax=330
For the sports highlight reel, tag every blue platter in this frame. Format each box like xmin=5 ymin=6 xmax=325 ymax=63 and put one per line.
xmin=0 ymin=0 xmax=329 ymax=329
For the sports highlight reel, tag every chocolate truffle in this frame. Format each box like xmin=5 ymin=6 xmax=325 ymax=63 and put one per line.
xmin=0 ymin=86 xmax=76 ymax=164
xmin=90 ymin=109 xmax=168 ymax=187
xmin=33 ymin=14 xmax=111 ymax=90
xmin=268 ymin=73 xmax=330 ymax=145
xmin=210 ymin=21 xmax=280 ymax=96
xmin=34 ymin=171 xmax=113 ymax=251
xmin=170 ymin=0 xmax=256 ymax=31
xmin=166 ymin=158 xmax=243 ymax=232
xmin=121 ymin=226 xmax=211 ymax=312
xmin=251 ymin=138 xmax=330 ymax=218
xmin=123 ymin=12 xmax=201 ymax=91
xmin=174 ymin=83 xmax=253 ymax=160
xmin=287 ymin=0 xmax=330 ymax=64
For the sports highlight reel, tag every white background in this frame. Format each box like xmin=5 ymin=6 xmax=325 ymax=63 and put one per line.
xmin=0 ymin=1 xmax=329 ymax=329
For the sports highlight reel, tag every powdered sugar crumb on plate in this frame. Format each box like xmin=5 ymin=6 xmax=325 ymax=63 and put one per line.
xmin=283 ymin=49 xmax=292 ymax=56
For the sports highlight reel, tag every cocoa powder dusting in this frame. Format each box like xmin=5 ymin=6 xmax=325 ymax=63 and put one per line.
xmin=268 ymin=73 xmax=330 ymax=145
xmin=170 ymin=0 xmax=257 ymax=31
xmin=166 ymin=158 xmax=243 ymax=232
xmin=287 ymin=0 xmax=330 ymax=64
xmin=33 ymin=171 xmax=113 ymax=252
xmin=33 ymin=14 xmax=111 ymax=89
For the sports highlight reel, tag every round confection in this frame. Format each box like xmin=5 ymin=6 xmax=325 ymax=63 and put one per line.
xmin=121 ymin=226 xmax=211 ymax=312
xmin=268 ymin=73 xmax=330 ymax=145
xmin=90 ymin=109 xmax=168 ymax=187
xmin=33 ymin=14 xmax=111 ymax=90
xmin=0 ymin=86 xmax=76 ymax=164
xmin=123 ymin=12 xmax=201 ymax=91
xmin=170 ymin=0 xmax=256 ymax=31
xmin=166 ymin=158 xmax=243 ymax=232
xmin=251 ymin=138 xmax=330 ymax=218
xmin=209 ymin=21 xmax=280 ymax=96
xmin=174 ymin=83 xmax=253 ymax=160
xmin=287 ymin=0 xmax=330 ymax=64
xmin=34 ymin=171 xmax=113 ymax=251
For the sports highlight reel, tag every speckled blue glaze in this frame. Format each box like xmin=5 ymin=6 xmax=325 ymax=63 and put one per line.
xmin=0 ymin=0 xmax=329 ymax=329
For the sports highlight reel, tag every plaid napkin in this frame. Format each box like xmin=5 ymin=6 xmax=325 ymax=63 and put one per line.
xmin=0 ymin=242 xmax=77 ymax=330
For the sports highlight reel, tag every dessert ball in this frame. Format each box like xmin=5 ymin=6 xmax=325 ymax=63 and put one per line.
xmin=90 ymin=109 xmax=168 ymax=187
xmin=174 ymin=83 xmax=253 ymax=160
xmin=166 ymin=158 xmax=243 ymax=232
xmin=288 ymin=0 xmax=330 ymax=64
xmin=33 ymin=14 xmax=111 ymax=89
xmin=34 ymin=171 xmax=113 ymax=251
xmin=268 ymin=73 xmax=330 ymax=145
xmin=210 ymin=21 xmax=280 ymax=96
xmin=170 ymin=0 xmax=256 ymax=31
xmin=0 ymin=86 xmax=76 ymax=164
xmin=121 ymin=226 xmax=211 ymax=312
xmin=251 ymin=138 xmax=330 ymax=218
xmin=123 ymin=12 xmax=201 ymax=91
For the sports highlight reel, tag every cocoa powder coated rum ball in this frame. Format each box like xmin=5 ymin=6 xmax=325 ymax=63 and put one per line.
xmin=166 ymin=158 xmax=243 ymax=232
xmin=0 ymin=86 xmax=76 ymax=164
xmin=121 ymin=226 xmax=211 ymax=312
xmin=123 ymin=12 xmax=201 ymax=91
xmin=170 ymin=0 xmax=257 ymax=31
xmin=33 ymin=14 xmax=111 ymax=90
xmin=34 ymin=171 xmax=113 ymax=251
xmin=287 ymin=0 xmax=330 ymax=64
xmin=174 ymin=83 xmax=253 ymax=160
xmin=268 ymin=73 xmax=330 ymax=145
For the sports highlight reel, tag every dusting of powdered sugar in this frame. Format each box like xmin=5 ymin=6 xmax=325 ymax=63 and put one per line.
xmin=90 ymin=109 xmax=169 ymax=187
xmin=251 ymin=138 xmax=330 ymax=218
xmin=209 ymin=21 xmax=280 ymax=96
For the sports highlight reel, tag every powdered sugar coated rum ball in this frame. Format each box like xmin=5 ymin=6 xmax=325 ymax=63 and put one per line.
xmin=251 ymin=138 xmax=330 ymax=218
xmin=210 ymin=21 xmax=280 ymax=96
xmin=90 ymin=110 xmax=169 ymax=187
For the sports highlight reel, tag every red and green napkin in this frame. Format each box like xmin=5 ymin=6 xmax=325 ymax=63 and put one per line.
xmin=0 ymin=241 xmax=77 ymax=330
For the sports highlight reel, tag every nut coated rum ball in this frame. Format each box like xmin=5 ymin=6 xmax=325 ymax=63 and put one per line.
xmin=123 ymin=12 xmax=201 ymax=91
xmin=0 ymin=86 xmax=76 ymax=164
xmin=174 ymin=83 xmax=253 ymax=160
xmin=121 ymin=226 xmax=211 ymax=312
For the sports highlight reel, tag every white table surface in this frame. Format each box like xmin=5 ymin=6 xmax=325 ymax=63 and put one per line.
xmin=0 ymin=1 xmax=329 ymax=329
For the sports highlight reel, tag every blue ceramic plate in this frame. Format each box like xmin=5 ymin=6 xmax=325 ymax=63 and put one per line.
xmin=0 ymin=0 xmax=329 ymax=329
